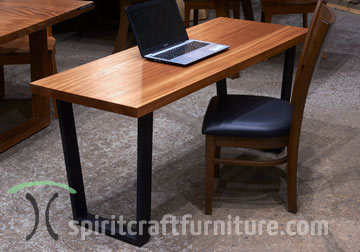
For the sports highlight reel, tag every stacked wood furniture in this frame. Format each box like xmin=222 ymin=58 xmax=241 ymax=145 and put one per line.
xmin=0 ymin=27 xmax=58 ymax=116
xmin=0 ymin=0 xmax=94 ymax=153
xmin=184 ymin=0 xmax=254 ymax=28
xmin=261 ymin=0 xmax=318 ymax=28
xmin=184 ymin=0 xmax=241 ymax=27
xmin=113 ymin=0 xmax=148 ymax=53
xmin=202 ymin=0 xmax=335 ymax=215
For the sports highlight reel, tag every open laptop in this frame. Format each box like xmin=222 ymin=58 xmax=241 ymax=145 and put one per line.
xmin=126 ymin=0 xmax=229 ymax=66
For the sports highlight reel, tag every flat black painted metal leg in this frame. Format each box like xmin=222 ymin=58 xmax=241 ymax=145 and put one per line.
xmin=57 ymin=100 xmax=87 ymax=219
xmin=136 ymin=112 xmax=153 ymax=245
xmin=281 ymin=46 xmax=296 ymax=102
xmin=216 ymin=78 xmax=227 ymax=96
xmin=57 ymin=100 xmax=153 ymax=247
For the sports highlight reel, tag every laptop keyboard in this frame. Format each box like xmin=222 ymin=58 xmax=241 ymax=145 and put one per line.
xmin=153 ymin=41 xmax=209 ymax=60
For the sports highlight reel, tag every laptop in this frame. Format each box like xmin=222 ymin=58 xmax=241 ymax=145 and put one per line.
xmin=126 ymin=0 xmax=229 ymax=66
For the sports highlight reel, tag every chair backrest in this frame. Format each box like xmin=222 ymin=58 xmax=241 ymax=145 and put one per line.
xmin=289 ymin=0 xmax=335 ymax=139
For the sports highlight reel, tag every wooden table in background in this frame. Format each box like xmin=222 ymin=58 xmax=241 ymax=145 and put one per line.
xmin=0 ymin=0 xmax=94 ymax=153
xmin=30 ymin=18 xmax=307 ymax=246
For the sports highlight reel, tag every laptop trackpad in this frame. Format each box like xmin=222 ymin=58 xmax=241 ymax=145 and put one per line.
xmin=177 ymin=45 xmax=226 ymax=60
xmin=174 ymin=49 xmax=210 ymax=63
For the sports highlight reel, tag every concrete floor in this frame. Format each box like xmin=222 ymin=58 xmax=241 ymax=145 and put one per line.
xmin=0 ymin=2 xmax=360 ymax=252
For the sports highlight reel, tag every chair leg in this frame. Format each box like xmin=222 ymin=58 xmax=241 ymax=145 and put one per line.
xmin=233 ymin=0 xmax=240 ymax=19
xmin=214 ymin=146 xmax=221 ymax=177
xmin=321 ymin=52 xmax=327 ymax=59
xmin=287 ymin=144 xmax=298 ymax=214
xmin=262 ymin=9 xmax=272 ymax=23
xmin=193 ymin=9 xmax=199 ymax=26
xmin=241 ymin=0 xmax=254 ymax=21
xmin=49 ymin=51 xmax=58 ymax=118
xmin=113 ymin=0 xmax=130 ymax=53
xmin=184 ymin=2 xmax=191 ymax=28
xmin=264 ymin=12 xmax=272 ymax=23
xmin=0 ymin=65 xmax=4 ymax=98
xmin=205 ymin=135 xmax=216 ymax=215
xmin=302 ymin=13 xmax=308 ymax=28
xmin=50 ymin=51 xmax=57 ymax=75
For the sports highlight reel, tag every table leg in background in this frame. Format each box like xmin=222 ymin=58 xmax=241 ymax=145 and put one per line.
xmin=0 ymin=28 xmax=51 ymax=153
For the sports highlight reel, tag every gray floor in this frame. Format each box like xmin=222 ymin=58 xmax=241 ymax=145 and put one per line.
xmin=1 ymin=3 xmax=360 ymax=252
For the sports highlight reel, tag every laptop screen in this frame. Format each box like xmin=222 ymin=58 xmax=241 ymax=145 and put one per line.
xmin=126 ymin=0 xmax=188 ymax=56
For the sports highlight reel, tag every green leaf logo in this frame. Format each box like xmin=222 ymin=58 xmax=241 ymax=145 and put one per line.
xmin=8 ymin=181 xmax=77 ymax=194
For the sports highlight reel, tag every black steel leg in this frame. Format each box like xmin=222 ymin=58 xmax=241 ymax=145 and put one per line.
xmin=136 ymin=112 xmax=153 ymax=245
xmin=281 ymin=46 xmax=296 ymax=102
xmin=57 ymin=100 xmax=87 ymax=219
xmin=216 ymin=78 xmax=227 ymax=96
xmin=57 ymin=100 xmax=153 ymax=247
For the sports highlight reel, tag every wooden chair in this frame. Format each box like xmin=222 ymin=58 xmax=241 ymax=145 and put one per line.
xmin=184 ymin=0 xmax=254 ymax=28
xmin=202 ymin=0 xmax=335 ymax=215
xmin=113 ymin=0 xmax=148 ymax=53
xmin=0 ymin=27 xmax=58 ymax=117
xmin=261 ymin=0 xmax=318 ymax=28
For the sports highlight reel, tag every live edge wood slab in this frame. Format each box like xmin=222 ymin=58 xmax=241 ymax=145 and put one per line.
xmin=30 ymin=18 xmax=307 ymax=118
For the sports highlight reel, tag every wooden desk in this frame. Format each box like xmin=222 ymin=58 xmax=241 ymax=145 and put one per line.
xmin=30 ymin=18 xmax=307 ymax=246
xmin=0 ymin=0 xmax=94 ymax=152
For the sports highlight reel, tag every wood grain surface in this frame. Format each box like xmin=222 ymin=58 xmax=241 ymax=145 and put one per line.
xmin=30 ymin=17 xmax=307 ymax=118
xmin=0 ymin=0 xmax=94 ymax=44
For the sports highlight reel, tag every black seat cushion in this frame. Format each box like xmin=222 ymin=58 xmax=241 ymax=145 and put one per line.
xmin=202 ymin=95 xmax=293 ymax=138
